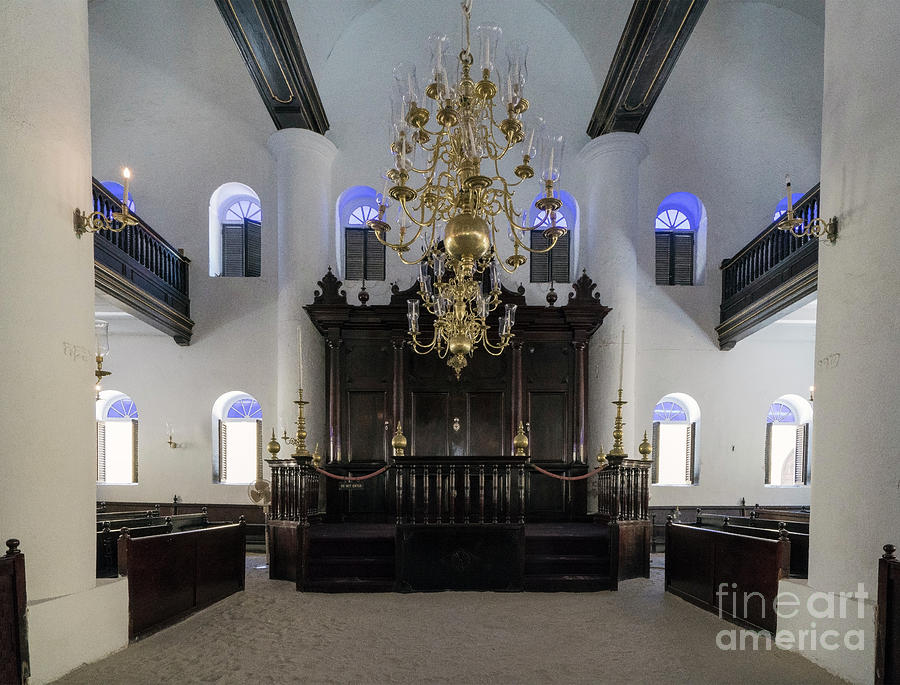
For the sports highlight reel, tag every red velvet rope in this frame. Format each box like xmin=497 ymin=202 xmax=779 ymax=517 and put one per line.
xmin=528 ymin=463 xmax=606 ymax=481
xmin=314 ymin=465 xmax=391 ymax=481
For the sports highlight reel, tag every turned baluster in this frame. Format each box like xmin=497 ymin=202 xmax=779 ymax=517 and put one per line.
xmin=423 ymin=465 xmax=430 ymax=524
xmin=479 ymin=465 xmax=485 ymax=523
xmin=436 ymin=465 xmax=443 ymax=524
xmin=505 ymin=464 xmax=511 ymax=523
xmin=518 ymin=464 xmax=525 ymax=523
xmin=410 ymin=465 xmax=417 ymax=524
xmin=464 ymin=465 xmax=470 ymax=524
xmin=491 ymin=465 xmax=498 ymax=523
xmin=395 ymin=464 xmax=403 ymax=524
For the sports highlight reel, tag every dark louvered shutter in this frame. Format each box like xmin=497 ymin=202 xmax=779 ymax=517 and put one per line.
xmin=795 ymin=424 xmax=809 ymax=485
xmin=222 ymin=224 xmax=245 ymax=276
xmin=529 ymin=230 xmax=551 ymax=282
xmin=672 ymin=233 xmax=694 ymax=285
xmin=345 ymin=228 xmax=365 ymax=280
xmin=364 ymin=228 xmax=385 ymax=280
xmin=218 ymin=419 xmax=227 ymax=482
xmin=550 ymin=232 xmax=570 ymax=282
xmin=132 ymin=418 xmax=139 ymax=483
xmin=244 ymin=219 xmax=261 ymax=277
xmin=655 ymin=233 xmax=672 ymax=285
xmin=684 ymin=423 xmax=694 ymax=483
xmin=256 ymin=419 xmax=264 ymax=480
xmin=651 ymin=422 xmax=660 ymax=484
xmin=764 ymin=423 xmax=772 ymax=484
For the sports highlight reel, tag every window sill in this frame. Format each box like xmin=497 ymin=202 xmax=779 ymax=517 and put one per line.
xmin=651 ymin=483 xmax=696 ymax=487
xmin=764 ymin=484 xmax=809 ymax=488
xmin=97 ymin=482 xmax=139 ymax=486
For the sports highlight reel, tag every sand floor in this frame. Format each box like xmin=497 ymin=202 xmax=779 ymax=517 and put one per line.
xmin=54 ymin=555 xmax=847 ymax=684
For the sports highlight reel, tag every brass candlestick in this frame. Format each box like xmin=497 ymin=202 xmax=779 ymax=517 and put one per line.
xmin=606 ymin=387 xmax=628 ymax=462
xmin=281 ymin=388 xmax=311 ymax=459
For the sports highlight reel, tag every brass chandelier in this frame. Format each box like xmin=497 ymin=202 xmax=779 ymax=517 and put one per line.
xmin=367 ymin=0 xmax=567 ymax=379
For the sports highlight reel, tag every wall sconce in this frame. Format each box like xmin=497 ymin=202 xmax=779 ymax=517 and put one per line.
xmin=74 ymin=167 xmax=139 ymax=237
xmin=809 ymin=385 xmax=815 ymax=403
xmin=775 ymin=174 xmax=838 ymax=243
xmin=166 ymin=422 xmax=178 ymax=448
xmin=94 ymin=320 xmax=111 ymax=397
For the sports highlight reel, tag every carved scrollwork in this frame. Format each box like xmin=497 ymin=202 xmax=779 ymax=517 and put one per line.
xmin=313 ymin=267 xmax=347 ymax=305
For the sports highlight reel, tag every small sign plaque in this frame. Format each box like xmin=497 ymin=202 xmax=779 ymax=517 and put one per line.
xmin=338 ymin=481 xmax=364 ymax=490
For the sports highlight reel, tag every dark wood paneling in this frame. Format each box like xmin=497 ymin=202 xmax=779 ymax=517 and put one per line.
xmin=268 ymin=520 xmax=300 ymax=582
xmin=0 ymin=541 xmax=28 ymax=684
xmin=395 ymin=524 xmax=524 ymax=592
xmin=346 ymin=391 xmax=388 ymax=461
xmin=588 ymin=0 xmax=708 ymax=137
xmin=467 ymin=392 xmax=505 ymax=456
xmin=614 ymin=520 xmax=651 ymax=580
xmin=410 ymin=392 xmax=450 ymax=456
xmin=119 ymin=523 xmax=246 ymax=639
xmin=527 ymin=392 xmax=568 ymax=460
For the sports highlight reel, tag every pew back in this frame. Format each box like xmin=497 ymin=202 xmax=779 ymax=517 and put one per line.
xmin=698 ymin=512 xmax=808 ymax=534
xmin=876 ymin=544 xmax=899 ymax=685
xmin=117 ymin=521 xmax=246 ymax=639
xmin=753 ymin=507 xmax=809 ymax=522
xmin=0 ymin=540 xmax=29 ymax=684
xmin=665 ymin=522 xmax=790 ymax=632
xmin=723 ymin=523 xmax=809 ymax=578
xmin=96 ymin=522 xmax=172 ymax=578
xmin=97 ymin=508 xmax=159 ymax=522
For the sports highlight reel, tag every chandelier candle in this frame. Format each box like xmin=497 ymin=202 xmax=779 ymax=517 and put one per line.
xmin=368 ymin=0 xmax=569 ymax=378
xmin=618 ymin=328 xmax=625 ymax=390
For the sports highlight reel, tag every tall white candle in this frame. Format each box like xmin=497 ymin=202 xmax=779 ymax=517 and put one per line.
xmin=121 ymin=167 xmax=131 ymax=213
xmin=298 ymin=323 xmax=303 ymax=389
xmin=548 ymin=147 xmax=554 ymax=180
xmin=618 ymin=328 xmax=625 ymax=389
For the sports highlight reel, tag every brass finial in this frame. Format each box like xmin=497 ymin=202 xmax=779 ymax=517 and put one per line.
xmin=266 ymin=428 xmax=281 ymax=460
xmin=639 ymin=430 xmax=652 ymax=460
xmin=391 ymin=422 xmax=407 ymax=457
xmin=312 ymin=442 xmax=322 ymax=468
xmin=513 ymin=421 xmax=529 ymax=457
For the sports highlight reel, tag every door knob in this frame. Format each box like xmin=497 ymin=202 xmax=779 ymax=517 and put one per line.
xmin=452 ymin=417 xmax=461 ymax=432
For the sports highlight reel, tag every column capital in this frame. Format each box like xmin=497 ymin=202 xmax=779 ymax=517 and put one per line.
xmin=578 ymin=131 xmax=648 ymax=167
xmin=267 ymin=128 xmax=338 ymax=164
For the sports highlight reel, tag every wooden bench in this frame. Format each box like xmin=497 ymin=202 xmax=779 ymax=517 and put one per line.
xmin=97 ymin=521 xmax=173 ymax=578
xmin=723 ymin=521 xmax=809 ymax=578
xmin=117 ymin=519 xmax=246 ymax=639
xmin=696 ymin=511 xmax=808 ymax=534
xmin=876 ymin=543 xmax=899 ymax=685
xmin=97 ymin=505 xmax=160 ymax=521
xmin=166 ymin=509 xmax=210 ymax=532
xmin=96 ymin=511 xmax=161 ymax=532
xmin=753 ymin=505 xmax=809 ymax=522
xmin=0 ymin=539 xmax=29 ymax=684
xmin=665 ymin=519 xmax=790 ymax=632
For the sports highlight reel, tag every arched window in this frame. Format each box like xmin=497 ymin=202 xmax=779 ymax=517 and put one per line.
xmin=654 ymin=192 xmax=707 ymax=286
xmin=209 ymin=183 xmax=262 ymax=277
xmin=100 ymin=181 xmax=135 ymax=213
xmin=772 ymin=193 xmax=805 ymax=222
xmin=529 ymin=189 xmax=578 ymax=283
xmin=96 ymin=391 xmax=139 ymax=483
xmin=651 ymin=393 xmax=701 ymax=485
xmin=765 ymin=394 xmax=812 ymax=485
xmin=212 ymin=391 xmax=263 ymax=484
xmin=337 ymin=186 xmax=385 ymax=281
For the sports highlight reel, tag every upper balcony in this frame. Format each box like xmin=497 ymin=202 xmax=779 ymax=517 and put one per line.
xmin=716 ymin=184 xmax=821 ymax=349
xmin=91 ymin=179 xmax=194 ymax=345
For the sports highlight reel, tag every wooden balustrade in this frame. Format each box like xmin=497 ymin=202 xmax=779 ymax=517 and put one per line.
xmin=91 ymin=178 xmax=194 ymax=345
xmin=717 ymin=183 xmax=821 ymax=349
xmin=266 ymin=459 xmax=323 ymax=523
xmin=597 ymin=459 xmax=651 ymax=522
xmin=394 ymin=457 xmax=527 ymax=525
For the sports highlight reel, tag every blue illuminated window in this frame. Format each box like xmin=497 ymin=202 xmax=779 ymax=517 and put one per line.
xmin=653 ymin=400 xmax=688 ymax=422
xmin=225 ymin=199 xmax=262 ymax=223
xmin=226 ymin=397 xmax=262 ymax=419
xmin=655 ymin=192 xmax=704 ymax=286
xmin=766 ymin=402 xmax=796 ymax=423
xmin=348 ymin=205 xmax=379 ymax=226
xmin=107 ymin=398 xmax=139 ymax=419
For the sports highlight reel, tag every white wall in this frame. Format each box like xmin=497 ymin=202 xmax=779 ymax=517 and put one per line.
xmin=89 ymin=0 xmax=280 ymax=504
xmin=630 ymin=0 xmax=823 ymax=506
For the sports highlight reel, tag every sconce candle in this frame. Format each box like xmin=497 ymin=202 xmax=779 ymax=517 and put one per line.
xmin=618 ymin=328 xmax=625 ymax=389
xmin=122 ymin=167 xmax=131 ymax=214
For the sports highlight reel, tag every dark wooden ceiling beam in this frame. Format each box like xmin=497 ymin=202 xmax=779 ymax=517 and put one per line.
xmin=214 ymin=0 xmax=329 ymax=133
xmin=587 ymin=0 xmax=707 ymax=138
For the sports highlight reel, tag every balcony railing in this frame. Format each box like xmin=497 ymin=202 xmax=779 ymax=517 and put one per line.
xmin=92 ymin=179 xmax=194 ymax=345
xmin=716 ymin=183 xmax=820 ymax=349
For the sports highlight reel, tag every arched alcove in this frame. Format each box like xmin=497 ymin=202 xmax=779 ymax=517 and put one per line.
xmin=209 ymin=182 xmax=262 ymax=277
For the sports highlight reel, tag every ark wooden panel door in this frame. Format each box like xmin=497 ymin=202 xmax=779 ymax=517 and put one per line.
xmin=410 ymin=392 xmax=450 ymax=456
xmin=466 ymin=391 xmax=506 ymax=455
xmin=345 ymin=390 xmax=389 ymax=461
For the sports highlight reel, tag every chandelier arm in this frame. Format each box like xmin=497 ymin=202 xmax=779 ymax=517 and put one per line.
xmin=369 ymin=221 xmax=427 ymax=252
xmin=398 ymin=195 xmax=439 ymax=229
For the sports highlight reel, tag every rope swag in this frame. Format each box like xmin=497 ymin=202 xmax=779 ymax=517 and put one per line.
xmin=528 ymin=462 xmax=607 ymax=481
xmin=314 ymin=465 xmax=392 ymax=481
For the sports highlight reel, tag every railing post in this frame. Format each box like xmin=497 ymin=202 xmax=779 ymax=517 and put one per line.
xmin=464 ymin=465 xmax=470 ymax=523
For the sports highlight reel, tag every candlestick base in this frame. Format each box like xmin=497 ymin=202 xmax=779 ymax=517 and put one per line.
xmin=282 ymin=387 xmax=312 ymax=461
xmin=606 ymin=387 xmax=629 ymax=465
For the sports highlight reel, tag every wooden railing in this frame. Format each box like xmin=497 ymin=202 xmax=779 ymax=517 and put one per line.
xmin=597 ymin=459 xmax=651 ymax=521
xmin=0 ymin=540 xmax=29 ymax=684
xmin=92 ymin=178 xmax=194 ymax=345
xmin=716 ymin=183 xmax=821 ymax=349
xmin=267 ymin=459 xmax=323 ymax=523
xmin=394 ymin=457 xmax=527 ymax=525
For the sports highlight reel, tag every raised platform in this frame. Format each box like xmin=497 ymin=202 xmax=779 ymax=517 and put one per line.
xmin=269 ymin=521 xmax=624 ymax=593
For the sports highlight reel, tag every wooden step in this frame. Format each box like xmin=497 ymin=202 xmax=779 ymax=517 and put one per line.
xmin=523 ymin=574 xmax=613 ymax=592
xmin=303 ymin=577 xmax=395 ymax=593
xmin=525 ymin=553 xmax=607 ymax=575
xmin=307 ymin=555 xmax=394 ymax=579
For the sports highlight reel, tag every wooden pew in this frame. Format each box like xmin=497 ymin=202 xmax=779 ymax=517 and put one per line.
xmin=97 ymin=505 xmax=160 ymax=521
xmin=753 ymin=505 xmax=809 ymax=522
xmin=97 ymin=520 xmax=172 ymax=578
xmin=0 ymin=539 xmax=29 ymax=684
xmin=166 ymin=509 xmax=209 ymax=532
xmin=117 ymin=520 xmax=246 ymax=639
xmin=876 ymin=543 xmax=899 ymax=685
xmin=665 ymin=519 xmax=790 ymax=632
xmin=96 ymin=511 xmax=160 ymax=532
xmin=724 ymin=521 xmax=809 ymax=578
xmin=696 ymin=511 xmax=808 ymax=534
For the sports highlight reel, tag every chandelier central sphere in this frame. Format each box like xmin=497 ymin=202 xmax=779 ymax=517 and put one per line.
xmin=367 ymin=0 xmax=568 ymax=379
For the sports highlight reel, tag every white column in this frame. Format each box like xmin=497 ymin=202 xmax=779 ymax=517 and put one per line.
xmin=267 ymin=129 xmax=337 ymax=451
xmin=0 ymin=2 xmax=96 ymax=599
xmin=777 ymin=3 xmax=900 ymax=682
xmin=578 ymin=133 xmax=648 ymax=459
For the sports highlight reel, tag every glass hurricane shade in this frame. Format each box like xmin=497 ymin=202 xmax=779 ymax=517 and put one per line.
xmin=95 ymin=320 xmax=110 ymax=357
xmin=475 ymin=24 xmax=502 ymax=73
xmin=539 ymin=131 xmax=565 ymax=183
xmin=393 ymin=61 xmax=420 ymax=106
xmin=505 ymin=39 xmax=528 ymax=103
